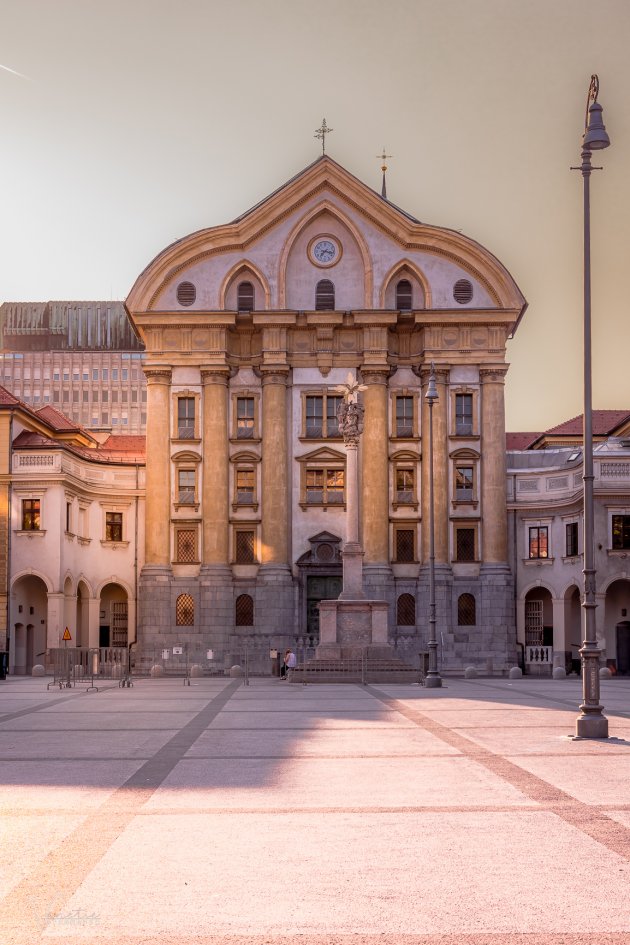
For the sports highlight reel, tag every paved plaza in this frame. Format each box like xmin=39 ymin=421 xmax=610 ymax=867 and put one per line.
xmin=1 ymin=674 xmax=630 ymax=944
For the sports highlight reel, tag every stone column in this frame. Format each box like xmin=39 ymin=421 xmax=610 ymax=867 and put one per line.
xmin=143 ymin=368 xmax=172 ymax=568
xmin=257 ymin=369 xmax=293 ymax=637
xmin=361 ymin=369 xmax=390 ymax=566
xmin=260 ymin=370 xmax=290 ymax=567
xmin=480 ymin=368 xmax=509 ymax=566
xmin=420 ymin=367 xmax=449 ymax=564
xmin=338 ymin=398 xmax=365 ymax=601
xmin=87 ymin=597 xmax=100 ymax=649
xmin=46 ymin=592 xmax=64 ymax=648
xmin=201 ymin=370 xmax=229 ymax=566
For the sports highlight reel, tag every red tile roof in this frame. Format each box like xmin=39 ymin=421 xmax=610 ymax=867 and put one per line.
xmin=100 ymin=435 xmax=146 ymax=453
xmin=542 ymin=411 xmax=630 ymax=437
xmin=506 ymin=432 xmax=540 ymax=450
xmin=34 ymin=404 xmax=82 ymax=432
xmin=0 ymin=385 xmax=21 ymax=406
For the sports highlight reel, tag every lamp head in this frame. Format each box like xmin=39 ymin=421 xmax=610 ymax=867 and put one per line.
xmin=583 ymin=100 xmax=610 ymax=151
xmin=425 ymin=363 xmax=438 ymax=404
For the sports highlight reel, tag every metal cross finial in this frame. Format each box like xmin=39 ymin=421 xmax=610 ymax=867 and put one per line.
xmin=376 ymin=146 xmax=392 ymax=198
xmin=314 ymin=118 xmax=333 ymax=155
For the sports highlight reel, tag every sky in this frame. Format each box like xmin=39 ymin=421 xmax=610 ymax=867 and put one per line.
xmin=1 ymin=0 xmax=629 ymax=432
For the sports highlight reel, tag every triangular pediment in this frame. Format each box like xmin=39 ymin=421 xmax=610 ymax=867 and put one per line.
xmin=296 ymin=446 xmax=347 ymax=464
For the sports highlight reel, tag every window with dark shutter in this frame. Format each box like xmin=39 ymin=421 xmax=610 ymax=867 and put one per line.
xmin=235 ymin=594 xmax=254 ymax=627
xmin=397 ymin=593 xmax=416 ymax=626
xmin=458 ymin=594 xmax=476 ymax=626
xmin=315 ymin=280 xmax=335 ymax=311
xmin=395 ymin=279 xmax=413 ymax=310
xmin=237 ymin=282 xmax=255 ymax=312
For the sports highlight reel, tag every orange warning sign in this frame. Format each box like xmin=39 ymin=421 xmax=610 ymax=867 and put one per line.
xmin=62 ymin=627 xmax=72 ymax=641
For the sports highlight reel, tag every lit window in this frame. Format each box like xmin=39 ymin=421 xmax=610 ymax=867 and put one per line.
xmin=612 ymin=515 xmax=630 ymax=551
xmin=566 ymin=522 xmax=579 ymax=556
xmin=22 ymin=499 xmax=40 ymax=531
xmin=236 ymin=397 xmax=255 ymax=438
xmin=396 ymin=468 xmax=415 ymax=504
xmin=528 ymin=526 xmax=549 ymax=559
xmin=306 ymin=468 xmax=344 ymax=505
xmin=236 ymin=469 xmax=255 ymax=504
xmin=455 ymin=466 xmax=474 ymax=501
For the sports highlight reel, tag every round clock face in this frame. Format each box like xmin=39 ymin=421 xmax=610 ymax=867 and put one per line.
xmin=309 ymin=236 xmax=341 ymax=267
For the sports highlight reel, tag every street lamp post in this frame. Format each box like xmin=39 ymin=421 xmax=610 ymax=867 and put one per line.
xmin=574 ymin=75 xmax=610 ymax=739
xmin=425 ymin=363 xmax=442 ymax=688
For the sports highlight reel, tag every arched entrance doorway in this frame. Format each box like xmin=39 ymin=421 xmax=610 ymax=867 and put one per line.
xmin=604 ymin=579 xmax=630 ymax=674
xmin=99 ymin=583 xmax=128 ymax=647
xmin=524 ymin=586 xmax=553 ymax=675
xmin=11 ymin=575 xmax=48 ymax=674
xmin=296 ymin=532 xmax=342 ymax=644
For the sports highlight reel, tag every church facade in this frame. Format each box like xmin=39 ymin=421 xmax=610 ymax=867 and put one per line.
xmin=125 ymin=156 xmax=526 ymax=671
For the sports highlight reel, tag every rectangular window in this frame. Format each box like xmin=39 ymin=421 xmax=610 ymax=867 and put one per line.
xmin=456 ymin=528 xmax=475 ymax=562
xmin=112 ymin=369 xmax=118 ymax=380
xmin=102 ymin=390 xmax=108 ymax=403
xmin=105 ymin=511 xmax=123 ymax=542
xmin=122 ymin=369 xmax=128 ymax=381
xmin=396 ymin=468 xmax=415 ymax=504
xmin=66 ymin=501 xmax=71 ymax=532
xmin=455 ymin=394 xmax=473 ymax=435
xmin=455 ymin=466 xmax=474 ymax=501
xmin=63 ymin=372 xmax=69 ymax=381
xmin=102 ymin=369 xmax=108 ymax=381
xmin=612 ymin=515 xmax=630 ymax=550
xmin=112 ymin=390 xmax=118 ymax=403
xmin=305 ymin=468 xmax=344 ymax=504
xmin=92 ymin=390 xmax=99 ymax=402
xmin=306 ymin=396 xmax=323 ymax=437
xmin=62 ymin=390 xmax=69 ymax=403
xmin=236 ymin=469 xmax=255 ymax=504
xmin=101 ymin=412 xmax=109 ymax=424
xmin=177 ymin=397 xmax=195 ymax=439
xmin=395 ymin=529 xmax=415 ymax=562
xmin=236 ymin=397 xmax=255 ymax=438
xmin=566 ymin=521 xmax=579 ymax=557
xmin=22 ymin=499 xmax=41 ymax=531
xmin=72 ymin=390 xmax=79 ymax=403
xmin=177 ymin=469 xmax=196 ymax=504
xmin=53 ymin=371 xmax=60 ymax=381
xmin=92 ymin=369 xmax=98 ymax=381
xmin=176 ymin=529 xmax=197 ymax=563
xmin=53 ymin=391 xmax=60 ymax=403
xmin=529 ymin=526 xmax=549 ymax=559
xmin=131 ymin=389 xmax=138 ymax=403
xmin=82 ymin=371 xmax=89 ymax=381
xmin=82 ymin=390 xmax=88 ymax=403
xmin=395 ymin=396 xmax=414 ymax=437
xmin=235 ymin=530 xmax=255 ymax=564
xmin=122 ymin=390 xmax=128 ymax=402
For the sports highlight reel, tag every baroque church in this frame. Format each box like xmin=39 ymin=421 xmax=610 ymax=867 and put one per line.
xmin=124 ymin=155 xmax=526 ymax=670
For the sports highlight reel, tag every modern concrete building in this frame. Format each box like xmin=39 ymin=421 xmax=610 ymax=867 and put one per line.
xmin=0 ymin=301 xmax=146 ymax=433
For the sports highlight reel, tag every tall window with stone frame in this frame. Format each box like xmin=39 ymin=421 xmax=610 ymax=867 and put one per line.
xmin=22 ymin=499 xmax=40 ymax=531
xmin=304 ymin=393 xmax=342 ymax=438
xmin=457 ymin=593 xmax=476 ymax=626
xmin=176 ymin=529 xmax=197 ymax=564
xmin=395 ymin=528 xmax=415 ymax=563
xmin=455 ymin=527 xmax=475 ymax=562
xmin=236 ymin=397 xmax=255 ymax=439
xmin=395 ymin=467 xmax=415 ymax=504
xmin=395 ymin=279 xmax=413 ymax=310
xmin=177 ymin=397 xmax=195 ymax=439
xmin=395 ymin=396 xmax=414 ymax=438
xmin=105 ymin=512 xmax=123 ymax=542
xmin=177 ymin=469 xmax=196 ymax=505
xmin=176 ymin=593 xmax=194 ymax=626
xmin=528 ymin=526 xmax=549 ymax=559
xmin=235 ymin=468 xmax=255 ymax=505
xmin=455 ymin=466 xmax=474 ymax=501
xmin=455 ymin=393 xmax=473 ymax=436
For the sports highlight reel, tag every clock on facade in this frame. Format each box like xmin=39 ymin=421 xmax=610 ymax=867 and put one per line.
xmin=309 ymin=236 xmax=341 ymax=267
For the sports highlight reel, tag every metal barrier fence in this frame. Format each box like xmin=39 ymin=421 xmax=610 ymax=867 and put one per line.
xmin=47 ymin=647 xmax=131 ymax=692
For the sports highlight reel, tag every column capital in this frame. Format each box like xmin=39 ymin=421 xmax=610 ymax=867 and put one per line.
xmin=260 ymin=368 xmax=290 ymax=388
xmin=479 ymin=367 xmax=508 ymax=384
xmin=418 ymin=366 xmax=450 ymax=385
xmin=201 ymin=369 xmax=230 ymax=387
xmin=360 ymin=368 xmax=389 ymax=386
xmin=143 ymin=368 xmax=172 ymax=385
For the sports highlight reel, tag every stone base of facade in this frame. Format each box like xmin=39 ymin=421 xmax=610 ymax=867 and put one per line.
xmin=254 ymin=565 xmax=295 ymax=636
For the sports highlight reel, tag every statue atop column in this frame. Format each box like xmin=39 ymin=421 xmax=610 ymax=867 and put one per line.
xmin=335 ymin=372 xmax=366 ymax=447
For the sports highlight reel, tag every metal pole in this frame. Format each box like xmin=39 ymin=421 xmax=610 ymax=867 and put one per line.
xmin=425 ymin=364 xmax=442 ymax=687
xmin=576 ymin=145 xmax=607 ymax=738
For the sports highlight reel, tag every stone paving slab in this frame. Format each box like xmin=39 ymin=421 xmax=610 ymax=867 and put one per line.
xmin=0 ymin=675 xmax=629 ymax=944
xmin=45 ymin=811 xmax=630 ymax=937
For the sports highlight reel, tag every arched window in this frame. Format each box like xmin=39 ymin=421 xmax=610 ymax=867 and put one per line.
xmin=176 ymin=593 xmax=194 ymax=627
xmin=458 ymin=593 xmax=476 ymax=626
xmin=235 ymin=594 xmax=254 ymax=627
xmin=395 ymin=279 xmax=413 ymax=310
xmin=237 ymin=281 xmax=255 ymax=312
xmin=315 ymin=279 xmax=335 ymax=311
xmin=397 ymin=593 xmax=416 ymax=626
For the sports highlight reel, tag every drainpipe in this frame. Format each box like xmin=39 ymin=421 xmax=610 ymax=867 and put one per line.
xmin=128 ymin=461 xmax=140 ymax=675
xmin=511 ymin=471 xmax=525 ymax=672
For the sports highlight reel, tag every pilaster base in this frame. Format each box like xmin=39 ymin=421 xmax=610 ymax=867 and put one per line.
xmin=255 ymin=565 xmax=295 ymax=636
